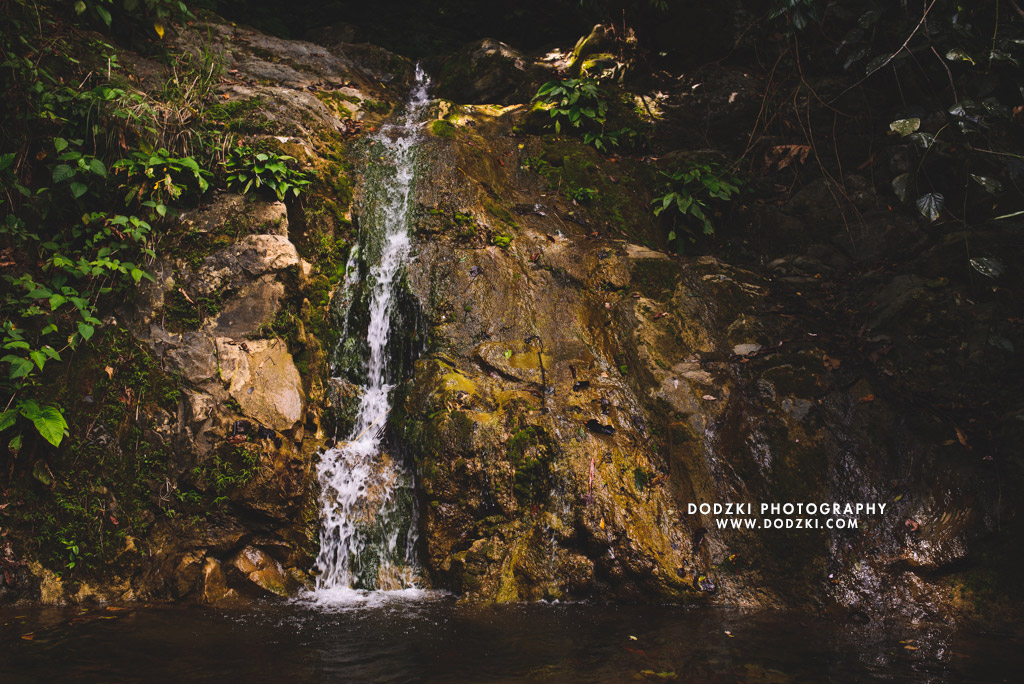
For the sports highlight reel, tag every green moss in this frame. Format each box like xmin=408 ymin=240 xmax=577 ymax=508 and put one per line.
xmin=164 ymin=286 xmax=227 ymax=332
xmin=430 ymin=119 xmax=457 ymax=138
xmin=484 ymin=200 xmax=518 ymax=229
xmin=362 ymin=99 xmax=391 ymax=114
xmin=506 ymin=426 xmax=552 ymax=505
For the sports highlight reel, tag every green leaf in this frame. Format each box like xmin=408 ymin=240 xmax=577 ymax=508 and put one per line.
xmin=29 ymin=406 xmax=66 ymax=447
xmin=89 ymin=158 xmax=106 ymax=177
xmin=52 ymin=164 xmax=75 ymax=183
xmin=70 ymin=182 xmax=88 ymax=199
xmin=889 ymin=118 xmax=920 ymax=136
xmin=74 ymin=1 xmax=86 ymax=14
xmin=30 ymin=350 xmax=46 ymax=370
xmin=9 ymin=434 xmax=22 ymax=453
xmin=0 ymin=409 xmax=16 ymax=433
xmin=6 ymin=356 xmax=34 ymax=379
xmin=78 ymin=322 xmax=95 ymax=341
xmin=916 ymin=193 xmax=944 ymax=222
xmin=54 ymin=137 xmax=68 ymax=153
xmin=96 ymin=5 xmax=112 ymax=27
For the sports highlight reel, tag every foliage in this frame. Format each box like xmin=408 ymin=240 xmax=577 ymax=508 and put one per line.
xmin=74 ymin=0 xmax=193 ymax=39
xmin=760 ymin=0 xmax=1024 ymax=228
xmin=652 ymin=162 xmax=741 ymax=250
xmin=225 ymin=145 xmax=311 ymax=201
xmin=0 ymin=1 xmax=212 ymax=454
xmin=533 ymin=78 xmax=609 ymax=135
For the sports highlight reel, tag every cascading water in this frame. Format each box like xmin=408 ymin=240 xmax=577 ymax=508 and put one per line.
xmin=309 ymin=66 xmax=431 ymax=602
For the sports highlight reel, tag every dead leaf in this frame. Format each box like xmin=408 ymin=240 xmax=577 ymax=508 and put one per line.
xmin=904 ymin=518 xmax=920 ymax=532
xmin=859 ymin=394 xmax=875 ymax=403
xmin=823 ymin=355 xmax=841 ymax=370
xmin=702 ymin=394 xmax=717 ymax=401
xmin=104 ymin=366 xmax=115 ymax=379
xmin=955 ymin=426 xmax=968 ymax=447
xmin=764 ymin=144 xmax=810 ymax=171
xmin=653 ymin=312 xmax=667 ymax=320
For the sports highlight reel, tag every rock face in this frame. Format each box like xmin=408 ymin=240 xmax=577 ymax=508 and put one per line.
xmin=388 ymin=75 xmax=1020 ymax=620
xmin=434 ymin=39 xmax=535 ymax=105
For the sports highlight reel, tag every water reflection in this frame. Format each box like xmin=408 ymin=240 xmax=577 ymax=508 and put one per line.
xmin=2 ymin=601 xmax=1020 ymax=683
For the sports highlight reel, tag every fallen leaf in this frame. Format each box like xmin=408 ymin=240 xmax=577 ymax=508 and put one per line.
xmin=702 ymin=394 xmax=717 ymax=401
xmin=955 ymin=426 xmax=968 ymax=447
xmin=764 ymin=144 xmax=810 ymax=171
xmin=21 ymin=633 xmax=34 ymax=640
xmin=904 ymin=518 xmax=919 ymax=532
xmin=653 ymin=312 xmax=667 ymax=320
xmin=104 ymin=366 xmax=115 ymax=379
xmin=859 ymin=394 xmax=875 ymax=403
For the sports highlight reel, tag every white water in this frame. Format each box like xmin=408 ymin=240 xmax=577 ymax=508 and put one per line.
xmin=309 ymin=66 xmax=431 ymax=602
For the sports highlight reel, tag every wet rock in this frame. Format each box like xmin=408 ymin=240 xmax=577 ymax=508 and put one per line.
xmin=230 ymin=546 xmax=289 ymax=597
xmin=200 ymin=557 xmax=234 ymax=603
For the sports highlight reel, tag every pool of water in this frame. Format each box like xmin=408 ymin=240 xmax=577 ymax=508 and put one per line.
xmin=1 ymin=596 xmax=1020 ymax=682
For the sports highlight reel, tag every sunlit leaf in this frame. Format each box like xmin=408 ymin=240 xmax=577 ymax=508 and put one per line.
xmin=946 ymin=48 xmax=975 ymax=65
xmin=889 ymin=118 xmax=920 ymax=136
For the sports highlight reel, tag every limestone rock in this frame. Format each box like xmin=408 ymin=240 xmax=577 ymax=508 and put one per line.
xmin=216 ymin=338 xmax=305 ymax=432
xmin=195 ymin=234 xmax=299 ymax=295
xmin=230 ymin=546 xmax=289 ymax=597
xmin=178 ymin=194 xmax=288 ymax=237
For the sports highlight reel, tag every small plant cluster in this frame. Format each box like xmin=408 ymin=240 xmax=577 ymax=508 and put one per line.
xmin=531 ymin=78 xmax=640 ymax=152
xmin=226 ymin=145 xmax=311 ymax=201
xmin=652 ymin=162 xmax=742 ymax=251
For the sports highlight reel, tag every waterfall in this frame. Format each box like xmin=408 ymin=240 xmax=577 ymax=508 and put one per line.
xmin=309 ymin=66 xmax=430 ymax=602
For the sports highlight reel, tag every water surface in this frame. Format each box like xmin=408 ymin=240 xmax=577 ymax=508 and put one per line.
xmin=2 ymin=599 xmax=1020 ymax=683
